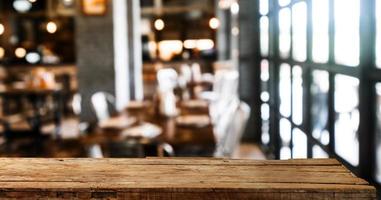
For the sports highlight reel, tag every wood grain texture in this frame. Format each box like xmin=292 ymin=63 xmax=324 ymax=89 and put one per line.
xmin=0 ymin=158 xmax=375 ymax=199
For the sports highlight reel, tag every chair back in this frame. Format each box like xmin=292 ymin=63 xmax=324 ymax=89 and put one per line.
xmin=209 ymin=70 xmax=239 ymax=123
xmin=157 ymin=68 xmax=178 ymax=92
xmin=215 ymin=100 xmax=251 ymax=157
xmin=91 ymin=92 xmax=116 ymax=122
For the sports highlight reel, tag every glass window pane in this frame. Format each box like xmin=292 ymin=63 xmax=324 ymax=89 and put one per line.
xmin=279 ymin=8 xmax=291 ymax=58
xmin=311 ymin=70 xmax=330 ymax=145
xmin=334 ymin=0 xmax=360 ymax=66
xmin=279 ymin=64 xmax=291 ymax=117
xmin=260 ymin=16 xmax=269 ymax=56
xmin=280 ymin=147 xmax=292 ymax=160
xmin=261 ymin=103 xmax=270 ymax=121
xmin=279 ymin=0 xmax=291 ymax=7
xmin=292 ymin=66 xmax=303 ymax=125
xmin=292 ymin=128 xmax=307 ymax=159
xmin=259 ymin=0 xmax=269 ymax=15
xmin=261 ymin=59 xmax=270 ymax=82
xmin=313 ymin=145 xmax=329 ymax=158
xmin=334 ymin=75 xmax=359 ymax=166
xmin=292 ymin=2 xmax=307 ymax=62
xmin=375 ymin=83 xmax=381 ymax=182
xmin=261 ymin=60 xmax=270 ymax=103
xmin=312 ymin=0 xmax=329 ymax=63
xmin=376 ymin=0 xmax=381 ymax=68
xmin=280 ymin=118 xmax=291 ymax=144
xmin=262 ymin=120 xmax=270 ymax=145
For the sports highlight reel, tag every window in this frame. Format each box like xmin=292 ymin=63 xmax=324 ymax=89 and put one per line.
xmin=311 ymin=70 xmax=330 ymax=145
xmin=312 ymin=0 xmax=329 ymax=63
xmin=279 ymin=8 xmax=291 ymax=58
xmin=334 ymin=75 xmax=360 ymax=166
xmin=376 ymin=0 xmax=381 ymax=68
xmin=292 ymin=66 xmax=303 ymax=125
xmin=258 ymin=0 xmax=379 ymax=186
xmin=313 ymin=145 xmax=329 ymax=158
xmin=279 ymin=64 xmax=291 ymax=117
xmin=334 ymin=0 xmax=360 ymax=66
xmin=259 ymin=0 xmax=269 ymax=15
xmin=260 ymin=16 xmax=269 ymax=56
xmin=376 ymin=83 xmax=381 ymax=182
xmin=292 ymin=2 xmax=307 ymax=62
xmin=293 ymin=128 xmax=307 ymax=159
xmin=278 ymin=0 xmax=291 ymax=7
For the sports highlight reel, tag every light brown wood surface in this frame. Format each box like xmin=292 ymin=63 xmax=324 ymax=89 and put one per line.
xmin=0 ymin=158 xmax=375 ymax=199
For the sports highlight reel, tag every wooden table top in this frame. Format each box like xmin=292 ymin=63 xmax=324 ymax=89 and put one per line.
xmin=0 ymin=158 xmax=375 ymax=199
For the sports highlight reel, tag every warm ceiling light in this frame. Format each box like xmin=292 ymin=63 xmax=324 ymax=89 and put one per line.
xmin=0 ymin=24 xmax=4 ymax=35
xmin=46 ymin=21 xmax=57 ymax=34
xmin=62 ymin=0 xmax=74 ymax=6
xmin=196 ymin=39 xmax=215 ymax=51
xmin=28 ymin=0 xmax=37 ymax=3
xmin=184 ymin=40 xmax=197 ymax=49
xmin=15 ymin=47 xmax=26 ymax=58
xmin=0 ymin=47 xmax=4 ymax=59
xmin=154 ymin=19 xmax=165 ymax=31
xmin=209 ymin=17 xmax=220 ymax=30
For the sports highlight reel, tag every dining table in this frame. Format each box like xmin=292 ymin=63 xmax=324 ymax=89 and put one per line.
xmin=83 ymin=99 xmax=216 ymax=157
xmin=0 ymin=85 xmax=64 ymax=139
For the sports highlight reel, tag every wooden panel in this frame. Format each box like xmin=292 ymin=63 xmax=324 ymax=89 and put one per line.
xmin=0 ymin=158 xmax=375 ymax=199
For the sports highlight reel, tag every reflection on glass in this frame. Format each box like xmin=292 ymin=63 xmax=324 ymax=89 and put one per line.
xmin=292 ymin=66 xmax=303 ymax=125
xmin=312 ymin=0 xmax=329 ymax=63
xmin=313 ymin=145 xmax=329 ymax=158
xmin=311 ymin=70 xmax=330 ymax=145
xmin=278 ymin=0 xmax=291 ymax=7
xmin=334 ymin=0 xmax=360 ymax=66
xmin=292 ymin=128 xmax=307 ymax=159
xmin=292 ymin=2 xmax=307 ymax=62
xmin=376 ymin=0 xmax=381 ymax=68
xmin=260 ymin=16 xmax=269 ymax=56
xmin=279 ymin=64 xmax=291 ymax=117
xmin=280 ymin=118 xmax=291 ymax=144
xmin=279 ymin=8 xmax=291 ymax=58
xmin=375 ymin=83 xmax=381 ymax=182
xmin=259 ymin=0 xmax=269 ymax=15
xmin=335 ymin=75 xmax=359 ymax=166
xmin=261 ymin=103 xmax=270 ymax=121
xmin=262 ymin=120 xmax=270 ymax=145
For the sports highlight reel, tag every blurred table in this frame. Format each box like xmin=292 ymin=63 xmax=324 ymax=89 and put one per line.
xmin=88 ymin=100 xmax=216 ymax=157
xmin=0 ymin=158 xmax=374 ymax=199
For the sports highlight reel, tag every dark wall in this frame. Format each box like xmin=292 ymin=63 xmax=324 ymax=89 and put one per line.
xmin=75 ymin=0 xmax=115 ymax=122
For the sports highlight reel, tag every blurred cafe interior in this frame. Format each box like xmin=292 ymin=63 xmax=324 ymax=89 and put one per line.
xmin=0 ymin=0 xmax=381 ymax=193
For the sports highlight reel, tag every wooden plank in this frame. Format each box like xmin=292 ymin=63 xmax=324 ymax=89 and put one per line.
xmin=0 ymin=158 xmax=375 ymax=199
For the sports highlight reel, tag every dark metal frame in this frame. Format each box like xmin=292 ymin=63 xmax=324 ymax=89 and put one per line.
xmin=258 ymin=0 xmax=380 ymax=187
